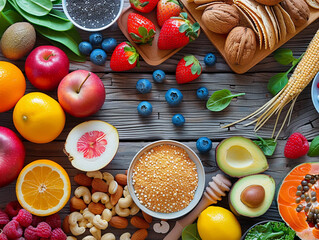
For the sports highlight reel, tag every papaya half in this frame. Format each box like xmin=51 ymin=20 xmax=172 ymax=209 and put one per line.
xmin=277 ymin=163 xmax=319 ymax=240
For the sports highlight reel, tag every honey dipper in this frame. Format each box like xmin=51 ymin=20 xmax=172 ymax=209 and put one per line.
xmin=163 ymin=174 xmax=232 ymax=240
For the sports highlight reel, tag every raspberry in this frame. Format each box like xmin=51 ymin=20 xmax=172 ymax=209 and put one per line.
xmin=45 ymin=214 xmax=61 ymax=229
xmin=284 ymin=132 xmax=309 ymax=159
xmin=24 ymin=226 xmax=39 ymax=240
xmin=5 ymin=201 xmax=22 ymax=218
xmin=15 ymin=238 xmax=25 ymax=240
xmin=49 ymin=228 xmax=66 ymax=240
xmin=3 ymin=220 xmax=23 ymax=239
xmin=14 ymin=209 xmax=32 ymax=228
xmin=36 ymin=222 xmax=51 ymax=238
xmin=31 ymin=216 xmax=44 ymax=227
xmin=0 ymin=232 xmax=7 ymax=240
xmin=0 ymin=210 xmax=9 ymax=225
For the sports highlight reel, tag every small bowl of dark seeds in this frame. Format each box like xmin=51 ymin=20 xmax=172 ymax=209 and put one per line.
xmin=62 ymin=0 xmax=124 ymax=31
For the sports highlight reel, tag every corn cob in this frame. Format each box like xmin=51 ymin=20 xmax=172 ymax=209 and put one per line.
xmin=223 ymin=29 xmax=319 ymax=139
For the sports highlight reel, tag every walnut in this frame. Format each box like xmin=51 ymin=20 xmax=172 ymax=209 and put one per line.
xmin=224 ymin=26 xmax=257 ymax=66
xmin=281 ymin=0 xmax=310 ymax=27
xmin=201 ymin=3 xmax=240 ymax=34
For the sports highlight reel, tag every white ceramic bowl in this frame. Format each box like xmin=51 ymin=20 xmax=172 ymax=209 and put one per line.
xmin=62 ymin=0 xmax=124 ymax=32
xmin=127 ymin=140 xmax=205 ymax=220
xmin=311 ymin=72 xmax=319 ymax=113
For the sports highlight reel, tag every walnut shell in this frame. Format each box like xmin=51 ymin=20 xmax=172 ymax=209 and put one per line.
xmin=202 ymin=3 xmax=240 ymax=34
xmin=281 ymin=0 xmax=310 ymax=27
xmin=224 ymin=26 xmax=257 ymax=66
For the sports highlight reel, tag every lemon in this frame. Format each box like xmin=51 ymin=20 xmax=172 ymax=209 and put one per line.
xmin=197 ymin=206 xmax=241 ymax=240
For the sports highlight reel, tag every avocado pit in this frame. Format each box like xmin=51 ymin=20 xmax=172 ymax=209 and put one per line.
xmin=240 ymin=185 xmax=265 ymax=208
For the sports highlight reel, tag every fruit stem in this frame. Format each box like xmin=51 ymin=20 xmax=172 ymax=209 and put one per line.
xmin=76 ymin=72 xmax=91 ymax=94
xmin=44 ymin=53 xmax=54 ymax=60
xmin=22 ymin=115 xmax=28 ymax=121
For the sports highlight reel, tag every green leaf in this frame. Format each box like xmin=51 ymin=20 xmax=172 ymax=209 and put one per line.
xmin=179 ymin=23 xmax=189 ymax=33
xmin=52 ymin=0 xmax=61 ymax=4
xmin=15 ymin=0 xmax=52 ymax=16
xmin=267 ymin=72 xmax=289 ymax=96
xmin=182 ymin=224 xmax=201 ymax=240
xmin=180 ymin=12 xmax=187 ymax=19
xmin=274 ymin=48 xmax=297 ymax=65
xmin=0 ymin=0 xmax=6 ymax=12
xmin=128 ymin=54 xmax=138 ymax=65
xmin=140 ymin=1 xmax=149 ymax=7
xmin=48 ymin=9 xmax=70 ymax=22
xmin=192 ymin=22 xmax=200 ymax=32
xmin=253 ymin=135 xmax=277 ymax=156
xmin=308 ymin=136 xmax=319 ymax=157
xmin=206 ymin=89 xmax=245 ymax=112
xmin=0 ymin=8 xmax=23 ymax=37
xmin=47 ymin=39 xmax=86 ymax=62
xmin=138 ymin=26 xmax=147 ymax=37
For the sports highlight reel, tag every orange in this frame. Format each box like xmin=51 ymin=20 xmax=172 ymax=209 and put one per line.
xmin=16 ymin=159 xmax=71 ymax=216
xmin=13 ymin=92 xmax=65 ymax=143
xmin=0 ymin=61 xmax=26 ymax=112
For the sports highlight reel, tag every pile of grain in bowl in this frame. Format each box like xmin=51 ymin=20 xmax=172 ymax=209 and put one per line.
xmin=132 ymin=144 xmax=198 ymax=213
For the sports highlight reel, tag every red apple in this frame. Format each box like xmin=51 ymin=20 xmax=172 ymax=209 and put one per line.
xmin=0 ymin=126 xmax=25 ymax=187
xmin=25 ymin=45 xmax=69 ymax=91
xmin=58 ymin=70 xmax=106 ymax=117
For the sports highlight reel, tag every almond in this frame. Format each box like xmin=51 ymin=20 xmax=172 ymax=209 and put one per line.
xmin=131 ymin=229 xmax=148 ymax=240
xmin=142 ymin=211 xmax=152 ymax=224
xmin=115 ymin=174 xmax=127 ymax=186
xmin=70 ymin=196 xmax=87 ymax=210
xmin=88 ymin=202 xmax=105 ymax=215
xmin=74 ymin=173 xmax=92 ymax=186
xmin=91 ymin=178 xmax=108 ymax=192
xmin=109 ymin=216 xmax=128 ymax=229
xmin=62 ymin=215 xmax=70 ymax=234
xmin=110 ymin=185 xmax=123 ymax=206
xmin=130 ymin=216 xmax=150 ymax=229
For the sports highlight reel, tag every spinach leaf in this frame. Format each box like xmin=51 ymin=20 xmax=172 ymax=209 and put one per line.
xmin=48 ymin=9 xmax=70 ymax=22
xmin=52 ymin=0 xmax=61 ymax=3
xmin=253 ymin=135 xmax=277 ymax=156
xmin=308 ymin=136 xmax=319 ymax=157
xmin=206 ymin=89 xmax=245 ymax=112
xmin=15 ymin=0 xmax=52 ymax=16
xmin=0 ymin=0 xmax=6 ymax=12
xmin=47 ymin=39 xmax=86 ymax=62
xmin=0 ymin=8 xmax=23 ymax=37
xmin=274 ymin=49 xmax=297 ymax=65
xmin=182 ymin=223 xmax=201 ymax=240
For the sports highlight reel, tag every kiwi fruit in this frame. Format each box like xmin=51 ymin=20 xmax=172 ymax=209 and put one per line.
xmin=0 ymin=22 xmax=36 ymax=60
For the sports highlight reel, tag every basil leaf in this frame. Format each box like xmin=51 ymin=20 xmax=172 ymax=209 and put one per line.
xmin=206 ymin=89 xmax=245 ymax=112
xmin=308 ymin=136 xmax=319 ymax=157
xmin=0 ymin=0 xmax=6 ymax=12
xmin=15 ymin=0 xmax=52 ymax=16
xmin=267 ymin=72 xmax=289 ymax=96
xmin=274 ymin=49 xmax=296 ymax=65
xmin=182 ymin=224 xmax=201 ymax=240
xmin=253 ymin=135 xmax=277 ymax=156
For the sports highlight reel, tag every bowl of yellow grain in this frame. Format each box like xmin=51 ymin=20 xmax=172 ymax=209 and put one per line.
xmin=127 ymin=140 xmax=205 ymax=219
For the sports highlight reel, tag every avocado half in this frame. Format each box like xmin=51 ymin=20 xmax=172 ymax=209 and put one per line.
xmin=229 ymin=174 xmax=276 ymax=217
xmin=216 ymin=136 xmax=268 ymax=177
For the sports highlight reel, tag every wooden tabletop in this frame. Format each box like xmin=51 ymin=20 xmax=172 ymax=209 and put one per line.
xmin=1 ymin=1 xmax=319 ymax=239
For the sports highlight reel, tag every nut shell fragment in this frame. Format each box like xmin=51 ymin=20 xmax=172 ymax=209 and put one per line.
xmin=281 ymin=0 xmax=310 ymax=27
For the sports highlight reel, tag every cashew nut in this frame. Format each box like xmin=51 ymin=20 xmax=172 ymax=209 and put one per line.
xmin=108 ymin=180 xmax=118 ymax=194
xmin=67 ymin=237 xmax=77 ymax=240
xmin=83 ymin=236 xmax=97 ymax=240
xmin=129 ymin=202 xmax=140 ymax=216
xmin=111 ymin=207 xmax=116 ymax=216
xmin=68 ymin=212 xmax=85 ymax=236
xmin=105 ymin=201 xmax=114 ymax=210
xmin=92 ymin=192 xmax=109 ymax=204
xmin=101 ymin=209 xmax=112 ymax=222
xmin=83 ymin=208 xmax=95 ymax=224
xmin=115 ymin=203 xmax=130 ymax=217
xmin=120 ymin=232 xmax=131 ymax=240
xmin=90 ymin=226 xmax=101 ymax=240
xmin=93 ymin=215 xmax=108 ymax=230
xmin=102 ymin=172 xmax=114 ymax=184
xmin=123 ymin=186 xmax=129 ymax=197
xmin=87 ymin=171 xmax=103 ymax=179
xmin=75 ymin=186 xmax=92 ymax=204
xmin=101 ymin=233 xmax=115 ymax=240
xmin=153 ymin=220 xmax=170 ymax=234
xmin=78 ymin=218 xmax=89 ymax=228
xmin=118 ymin=195 xmax=133 ymax=209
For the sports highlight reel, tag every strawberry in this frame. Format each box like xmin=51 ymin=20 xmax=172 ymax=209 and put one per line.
xmin=129 ymin=0 xmax=159 ymax=13
xmin=158 ymin=13 xmax=200 ymax=50
xmin=176 ymin=55 xmax=202 ymax=84
xmin=127 ymin=13 xmax=156 ymax=45
xmin=157 ymin=0 xmax=182 ymax=27
xmin=110 ymin=42 xmax=139 ymax=72
xmin=284 ymin=132 xmax=309 ymax=159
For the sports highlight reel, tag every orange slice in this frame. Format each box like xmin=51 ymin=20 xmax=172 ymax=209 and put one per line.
xmin=16 ymin=159 xmax=71 ymax=216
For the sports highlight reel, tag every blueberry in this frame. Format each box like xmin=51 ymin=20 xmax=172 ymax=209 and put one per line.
xmin=165 ymin=88 xmax=183 ymax=106
xmin=102 ymin=38 xmax=117 ymax=52
xmin=137 ymin=101 xmax=153 ymax=116
xmin=90 ymin=49 xmax=107 ymax=65
xmin=196 ymin=137 xmax=212 ymax=153
xmin=152 ymin=69 xmax=166 ymax=83
xmin=136 ymin=79 xmax=152 ymax=94
xmin=204 ymin=53 xmax=216 ymax=66
xmin=78 ymin=41 xmax=93 ymax=55
xmin=172 ymin=114 xmax=185 ymax=126
xmin=196 ymin=87 xmax=209 ymax=100
xmin=89 ymin=32 xmax=103 ymax=46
